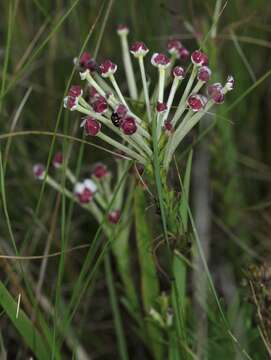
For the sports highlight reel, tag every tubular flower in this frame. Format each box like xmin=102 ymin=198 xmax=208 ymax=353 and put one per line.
xmin=78 ymin=52 xmax=97 ymax=72
xmin=63 ymin=26 xmax=234 ymax=170
xmin=187 ymin=94 xmax=206 ymax=112
xmin=74 ymin=179 xmax=97 ymax=204
xmin=117 ymin=24 xmax=129 ymax=36
xmin=52 ymin=152 xmax=64 ymax=169
xmin=92 ymin=163 xmax=109 ymax=179
xmin=167 ymin=39 xmax=183 ymax=57
xmin=151 ymin=53 xmax=171 ymax=69
xmin=130 ymin=41 xmax=149 ymax=58
xmin=82 ymin=117 xmax=101 ymax=136
xmin=33 ymin=164 xmax=45 ymax=180
xmin=157 ymin=102 xmax=167 ymax=113
xmin=178 ymin=47 xmax=190 ymax=61
xmin=173 ymin=66 xmax=185 ymax=80
xmin=108 ymin=210 xmax=121 ymax=224
xmin=64 ymin=85 xmax=83 ymax=111
xmin=197 ymin=66 xmax=212 ymax=82
xmin=120 ymin=116 xmax=137 ymax=135
xmin=191 ymin=50 xmax=208 ymax=66
xmin=99 ymin=60 xmax=117 ymax=78
xmin=207 ymin=83 xmax=225 ymax=103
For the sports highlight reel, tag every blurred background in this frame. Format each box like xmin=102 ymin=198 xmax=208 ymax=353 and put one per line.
xmin=1 ymin=0 xmax=271 ymax=358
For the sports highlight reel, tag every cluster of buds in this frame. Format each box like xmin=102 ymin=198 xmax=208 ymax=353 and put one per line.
xmin=33 ymin=155 xmax=122 ymax=225
xmin=64 ymin=26 xmax=234 ymax=172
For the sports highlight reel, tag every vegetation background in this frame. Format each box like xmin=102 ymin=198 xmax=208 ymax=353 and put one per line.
xmin=1 ymin=0 xmax=271 ymax=359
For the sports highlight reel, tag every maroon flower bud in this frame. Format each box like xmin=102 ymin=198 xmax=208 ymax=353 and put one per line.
xmin=197 ymin=66 xmax=211 ymax=82
xmin=151 ymin=53 xmax=171 ymax=68
xmin=164 ymin=121 xmax=173 ymax=133
xmin=120 ymin=116 xmax=137 ymax=135
xmin=52 ymin=152 xmax=63 ymax=169
xmin=108 ymin=210 xmax=121 ymax=224
xmin=115 ymin=103 xmax=128 ymax=118
xmin=77 ymin=188 xmax=93 ymax=203
xmin=156 ymin=102 xmax=167 ymax=113
xmin=64 ymin=85 xmax=83 ymax=110
xmin=74 ymin=179 xmax=97 ymax=204
xmin=173 ymin=66 xmax=185 ymax=80
xmin=33 ymin=164 xmax=45 ymax=180
xmin=187 ymin=94 xmax=206 ymax=111
xmin=89 ymin=86 xmax=99 ymax=99
xmin=191 ymin=50 xmax=208 ymax=66
xmin=68 ymin=85 xmax=83 ymax=98
xmin=92 ymin=163 xmax=109 ymax=179
xmin=79 ymin=52 xmax=97 ymax=72
xmin=99 ymin=60 xmax=117 ymax=77
xmin=92 ymin=99 xmax=108 ymax=114
xmin=178 ymin=47 xmax=190 ymax=61
xmin=83 ymin=117 xmax=101 ymax=136
xmin=130 ymin=41 xmax=149 ymax=57
xmin=64 ymin=96 xmax=78 ymax=110
xmin=117 ymin=24 xmax=129 ymax=35
xmin=207 ymin=83 xmax=224 ymax=103
xmin=167 ymin=39 xmax=183 ymax=56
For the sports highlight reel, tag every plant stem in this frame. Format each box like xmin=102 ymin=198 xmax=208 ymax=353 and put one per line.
xmin=104 ymin=252 xmax=129 ymax=360
xmin=172 ymin=66 xmax=197 ymax=126
xmin=138 ymin=56 xmax=152 ymax=123
xmin=110 ymin=74 xmax=129 ymax=109
xmin=119 ymin=33 xmax=138 ymax=100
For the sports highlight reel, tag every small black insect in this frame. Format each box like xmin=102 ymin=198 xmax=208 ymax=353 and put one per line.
xmin=111 ymin=112 xmax=121 ymax=127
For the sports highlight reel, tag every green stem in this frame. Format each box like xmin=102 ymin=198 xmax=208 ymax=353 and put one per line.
xmin=104 ymin=252 xmax=129 ymax=360
xmin=138 ymin=56 xmax=152 ymax=123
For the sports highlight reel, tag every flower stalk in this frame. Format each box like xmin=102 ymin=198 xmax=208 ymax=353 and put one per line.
xmin=117 ymin=25 xmax=138 ymax=100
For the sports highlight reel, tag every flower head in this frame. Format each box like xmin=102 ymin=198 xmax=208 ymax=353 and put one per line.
xmin=52 ymin=152 xmax=63 ymax=169
xmin=178 ymin=47 xmax=190 ymax=61
xmin=115 ymin=103 xmax=128 ymax=118
xmin=64 ymin=85 xmax=83 ymax=110
xmin=130 ymin=41 xmax=149 ymax=58
xmin=120 ymin=116 xmax=137 ymax=135
xmin=92 ymin=98 xmax=108 ymax=114
xmin=99 ymin=60 xmax=117 ymax=78
xmin=151 ymin=53 xmax=171 ymax=68
xmin=117 ymin=24 xmax=129 ymax=36
xmin=167 ymin=39 xmax=183 ymax=56
xmin=173 ymin=66 xmax=185 ymax=80
xmin=92 ymin=163 xmax=109 ymax=179
xmin=108 ymin=210 xmax=121 ymax=224
xmin=187 ymin=94 xmax=206 ymax=112
xmin=78 ymin=52 xmax=97 ymax=72
xmin=33 ymin=164 xmax=45 ymax=180
xmin=197 ymin=66 xmax=211 ymax=82
xmin=89 ymin=86 xmax=99 ymax=99
xmin=74 ymin=179 xmax=97 ymax=204
xmin=82 ymin=117 xmax=101 ymax=136
xmin=207 ymin=83 xmax=224 ymax=103
xmin=164 ymin=120 xmax=173 ymax=134
xmin=191 ymin=50 xmax=208 ymax=66
xmin=156 ymin=102 xmax=167 ymax=113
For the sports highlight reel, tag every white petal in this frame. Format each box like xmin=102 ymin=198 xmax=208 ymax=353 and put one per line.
xmin=84 ymin=179 xmax=97 ymax=193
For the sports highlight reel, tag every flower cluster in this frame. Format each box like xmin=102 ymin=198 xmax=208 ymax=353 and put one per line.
xmin=64 ymin=26 xmax=234 ymax=171
xmin=33 ymin=154 xmax=123 ymax=225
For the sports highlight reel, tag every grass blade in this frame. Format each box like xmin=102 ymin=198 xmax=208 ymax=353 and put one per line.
xmin=0 ymin=281 xmax=50 ymax=360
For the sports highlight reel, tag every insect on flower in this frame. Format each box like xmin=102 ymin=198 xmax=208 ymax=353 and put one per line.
xmin=111 ymin=112 xmax=122 ymax=127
